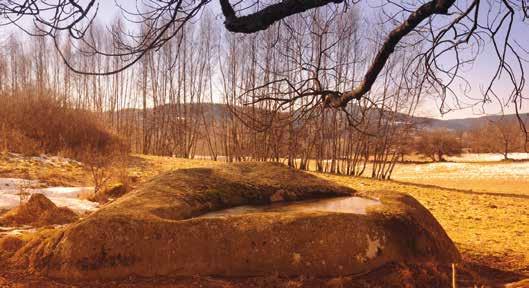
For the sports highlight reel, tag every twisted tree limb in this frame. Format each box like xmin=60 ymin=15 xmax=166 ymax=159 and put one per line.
xmin=219 ymin=0 xmax=456 ymax=107
xmin=220 ymin=0 xmax=345 ymax=33
xmin=323 ymin=0 xmax=457 ymax=107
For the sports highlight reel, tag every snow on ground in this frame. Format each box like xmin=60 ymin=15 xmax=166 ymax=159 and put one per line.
xmin=0 ymin=177 xmax=97 ymax=213
xmin=391 ymin=160 xmax=529 ymax=195
xmin=2 ymin=152 xmax=83 ymax=167
xmin=394 ymin=161 xmax=529 ymax=181
xmin=0 ymin=225 xmax=36 ymax=237
xmin=0 ymin=178 xmax=40 ymax=189
xmin=445 ymin=152 xmax=529 ymax=162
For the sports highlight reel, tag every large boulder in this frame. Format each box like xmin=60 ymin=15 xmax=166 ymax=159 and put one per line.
xmin=12 ymin=162 xmax=460 ymax=281
xmin=0 ymin=194 xmax=78 ymax=227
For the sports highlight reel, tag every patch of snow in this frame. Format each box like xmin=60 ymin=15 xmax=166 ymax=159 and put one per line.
xmin=0 ymin=178 xmax=39 ymax=189
xmin=0 ymin=178 xmax=97 ymax=213
xmin=446 ymin=153 xmax=529 ymax=162
xmin=394 ymin=161 xmax=529 ymax=180
xmin=2 ymin=153 xmax=83 ymax=167
xmin=46 ymin=196 xmax=98 ymax=212
xmin=0 ymin=225 xmax=36 ymax=237
xmin=38 ymin=187 xmax=94 ymax=198
xmin=0 ymin=194 xmax=21 ymax=211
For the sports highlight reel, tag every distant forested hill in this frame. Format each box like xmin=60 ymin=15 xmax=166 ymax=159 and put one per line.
xmin=414 ymin=113 xmax=529 ymax=131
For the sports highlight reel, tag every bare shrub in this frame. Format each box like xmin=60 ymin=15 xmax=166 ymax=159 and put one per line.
xmin=467 ymin=119 xmax=525 ymax=160
xmin=17 ymin=179 xmax=33 ymax=204
xmin=75 ymin=136 xmax=130 ymax=202
xmin=81 ymin=151 xmax=114 ymax=197
xmin=415 ymin=129 xmax=462 ymax=162
xmin=0 ymin=90 xmax=124 ymax=157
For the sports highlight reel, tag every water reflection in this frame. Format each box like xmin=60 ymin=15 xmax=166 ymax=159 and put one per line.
xmin=199 ymin=196 xmax=381 ymax=218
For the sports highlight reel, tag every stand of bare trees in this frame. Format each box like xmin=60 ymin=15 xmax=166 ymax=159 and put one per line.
xmin=0 ymin=7 xmax=421 ymax=180
xmin=1 ymin=2 xmax=527 ymax=179
xmin=467 ymin=119 xmax=526 ymax=160
xmin=416 ymin=128 xmax=463 ymax=162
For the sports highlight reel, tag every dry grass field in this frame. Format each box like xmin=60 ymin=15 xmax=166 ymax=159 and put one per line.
xmin=391 ymin=160 xmax=529 ymax=195
xmin=1 ymin=153 xmax=528 ymax=285
xmin=320 ymin=173 xmax=529 ymax=277
xmin=140 ymin=155 xmax=529 ymax=280
xmin=320 ymin=156 xmax=529 ymax=278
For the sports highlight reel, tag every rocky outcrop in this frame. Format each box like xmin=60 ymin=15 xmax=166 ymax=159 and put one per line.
xmin=0 ymin=194 xmax=78 ymax=227
xmin=11 ymin=162 xmax=460 ymax=281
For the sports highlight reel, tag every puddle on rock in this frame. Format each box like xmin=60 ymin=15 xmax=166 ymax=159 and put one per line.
xmin=199 ymin=196 xmax=381 ymax=218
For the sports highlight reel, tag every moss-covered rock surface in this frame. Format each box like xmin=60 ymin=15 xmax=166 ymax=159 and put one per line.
xmin=10 ymin=162 xmax=459 ymax=281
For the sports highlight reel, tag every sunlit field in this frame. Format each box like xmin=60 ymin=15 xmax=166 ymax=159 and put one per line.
xmin=319 ymin=171 xmax=529 ymax=277
xmin=2 ymin=153 xmax=527 ymax=279
xmin=255 ymin=153 xmax=529 ymax=277
xmin=391 ymin=154 xmax=529 ymax=195
xmin=281 ymin=153 xmax=529 ymax=195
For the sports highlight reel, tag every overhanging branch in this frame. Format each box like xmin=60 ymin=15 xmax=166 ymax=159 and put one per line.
xmin=324 ymin=0 xmax=456 ymax=108
xmin=220 ymin=0 xmax=345 ymax=33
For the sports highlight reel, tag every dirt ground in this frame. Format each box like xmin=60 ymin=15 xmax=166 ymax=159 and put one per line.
xmin=0 ymin=153 xmax=528 ymax=286
xmin=1 ymin=261 xmax=519 ymax=287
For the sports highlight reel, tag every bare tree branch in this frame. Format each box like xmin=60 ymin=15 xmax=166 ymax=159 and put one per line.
xmin=219 ymin=0 xmax=345 ymax=33
xmin=324 ymin=0 xmax=456 ymax=108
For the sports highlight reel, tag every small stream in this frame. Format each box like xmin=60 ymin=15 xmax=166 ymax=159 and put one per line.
xmin=199 ymin=196 xmax=381 ymax=218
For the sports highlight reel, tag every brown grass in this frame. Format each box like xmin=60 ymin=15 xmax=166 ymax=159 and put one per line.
xmin=316 ymin=173 xmax=529 ymax=276
xmin=126 ymin=156 xmax=529 ymax=277
xmin=0 ymin=92 xmax=124 ymax=157
xmin=0 ymin=154 xmax=527 ymax=285
xmin=0 ymin=152 xmax=91 ymax=187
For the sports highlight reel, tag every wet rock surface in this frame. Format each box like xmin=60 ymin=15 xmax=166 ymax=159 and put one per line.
xmin=10 ymin=162 xmax=460 ymax=281
xmin=198 ymin=196 xmax=381 ymax=217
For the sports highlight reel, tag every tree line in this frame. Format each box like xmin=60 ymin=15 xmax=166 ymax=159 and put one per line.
xmin=0 ymin=7 xmax=526 ymax=181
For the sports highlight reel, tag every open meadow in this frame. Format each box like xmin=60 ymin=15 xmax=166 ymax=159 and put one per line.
xmin=1 ymin=152 xmax=528 ymax=286
xmin=391 ymin=153 xmax=529 ymax=195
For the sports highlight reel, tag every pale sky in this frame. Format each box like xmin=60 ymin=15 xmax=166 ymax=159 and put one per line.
xmin=94 ymin=0 xmax=529 ymax=120
xmin=3 ymin=0 xmax=528 ymax=120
